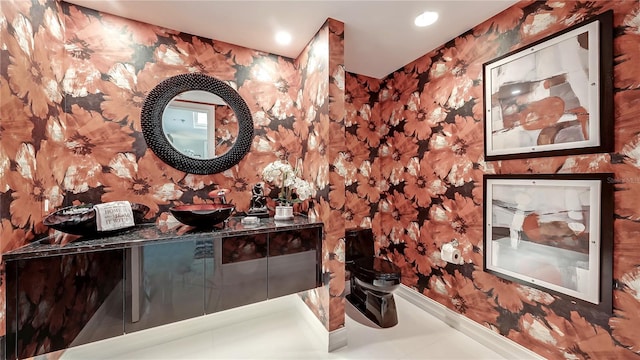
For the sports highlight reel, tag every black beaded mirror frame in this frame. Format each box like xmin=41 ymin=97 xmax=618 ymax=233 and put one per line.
xmin=141 ymin=73 xmax=254 ymax=175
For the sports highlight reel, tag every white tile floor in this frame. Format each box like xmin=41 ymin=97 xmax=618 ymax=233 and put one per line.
xmin=62 ymin=292 xmax=506 ymax=360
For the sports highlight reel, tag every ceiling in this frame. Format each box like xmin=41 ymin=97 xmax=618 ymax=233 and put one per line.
xmin=64 ymin=0 xmax=519 ymax=79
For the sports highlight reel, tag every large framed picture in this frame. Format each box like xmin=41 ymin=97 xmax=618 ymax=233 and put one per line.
xmin=483 ymin=173 xmax=613 ymax=312
xmin=483 ymin=11 xmax=613 ymax=161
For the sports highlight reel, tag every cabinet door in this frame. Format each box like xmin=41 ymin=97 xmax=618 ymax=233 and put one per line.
xmin=6 ymin=250 xmax=124 ymax=360
xmin=206 ymin=234 xmax=268 ymax=313
xmin=124 ymin=239 xmax=205 ymax=333
xmin=268 ymin=227 xmax=321 ymax=298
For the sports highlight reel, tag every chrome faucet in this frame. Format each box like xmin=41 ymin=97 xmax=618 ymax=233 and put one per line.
xmin=208 ymin=189 xmax=229 ymax=204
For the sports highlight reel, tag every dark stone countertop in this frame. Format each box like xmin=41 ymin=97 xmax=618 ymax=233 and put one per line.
xmin=4 ymin=216 xmax=323 ymax=261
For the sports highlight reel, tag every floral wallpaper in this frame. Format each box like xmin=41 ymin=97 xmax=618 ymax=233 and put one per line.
xmin=343 ymin=0 xmax=640 ymax=358
xmin=296 ymin=19 xmax=347 ymax=333
xmin=214 ymin=105 xmax=238 ymax=156
xmin=343 ymin=73 xmax=384 ymax=233
xmin=0 ymin=0 xmax=345 ymax=343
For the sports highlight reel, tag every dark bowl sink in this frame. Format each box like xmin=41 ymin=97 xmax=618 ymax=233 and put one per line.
xmin=43 ymin=203 xmax=150 ymax=236
xmin=169 ymin=203 xmax=235 ymax=227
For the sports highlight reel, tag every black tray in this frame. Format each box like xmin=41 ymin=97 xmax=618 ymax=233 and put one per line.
xmin=43 ymin=203 xmax=150 ymax=236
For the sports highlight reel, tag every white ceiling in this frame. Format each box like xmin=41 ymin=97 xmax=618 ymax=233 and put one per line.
xmin=64 ymin=0 xmax=518 ymax=79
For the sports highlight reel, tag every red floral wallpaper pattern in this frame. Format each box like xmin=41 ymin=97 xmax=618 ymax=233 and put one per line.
xmin=214 ymin=105 xmax=238 ymax=156
xmin=325 ymin=19 xmax=346 ymax=332
xmin=0 ymin=0 xmax=345 ymax=339
xmin=295 ymin=19 xmax=347 ymax=332
xmin=344 ymin=1 xmax=640 ymax=358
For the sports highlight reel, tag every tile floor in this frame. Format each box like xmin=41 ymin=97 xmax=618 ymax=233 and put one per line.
xmin=62 ymin=292 xmax=506 ymax=360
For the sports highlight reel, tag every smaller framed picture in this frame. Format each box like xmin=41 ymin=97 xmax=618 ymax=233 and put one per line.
xmin=483 ymin=11 xmax=613 ymax=161
xmin=483 ymin=173 xmax=613 ymax=312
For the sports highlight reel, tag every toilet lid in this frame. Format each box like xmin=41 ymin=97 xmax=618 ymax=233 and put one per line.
xmin=352 ymin=257 xmax=401 ymax=280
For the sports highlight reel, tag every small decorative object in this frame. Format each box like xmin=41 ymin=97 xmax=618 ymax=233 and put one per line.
xmin=248 ymin=183 xmax=269 ymax=218
xmin=274 ymin=205 xmax=294 ymax=221
xmin=483 ymin=173 xmax=613 ymax=313
xmin=241 ymin=216 xmax=260 ymax=226
xmin=94 ymin=201 xmax=135 ymax=232
xmin=43 ymin=202 xmax=150 ymax=236
xmin=261 ymin=159 xmax=313 ymax=221
xmin=483 ymin=11 xmax=613 ymax=161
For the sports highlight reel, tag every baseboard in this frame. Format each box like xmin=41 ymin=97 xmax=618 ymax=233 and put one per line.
xmin=329 ymin=326 xmax=348 ymax=352
xmin=397 ymin=285 xmax=545 ymax=360
xmin=293 ymin=295 xmax=348 ymax=352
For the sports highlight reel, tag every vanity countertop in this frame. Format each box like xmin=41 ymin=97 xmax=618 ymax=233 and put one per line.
xmin=5 ymin=216 xmax=323 ymax=261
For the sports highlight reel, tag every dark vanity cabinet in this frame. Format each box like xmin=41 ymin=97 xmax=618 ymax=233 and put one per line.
xmin=5 ymin=250 xmax=125 ymax=360
xmin=124 ymin=240 xmax=207 ymax=333
xmin=208 ymin=234 xmax=269 ymax=312
xmin=206 ymin=228 xmax=321 ymax=312
xmin=4 ymin=218 xmax=322 ymax=360
xmin=267 ymin=228 xmax=320 ymax=298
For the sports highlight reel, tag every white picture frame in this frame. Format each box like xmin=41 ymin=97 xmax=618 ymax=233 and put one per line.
xmin=483 ymin=173 xmax=612 ymax=312
xmin=483 ymin=11 xmax=613 ymax=161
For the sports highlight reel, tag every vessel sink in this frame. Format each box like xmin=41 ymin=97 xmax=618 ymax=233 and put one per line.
xmin=169 ymin=203 xmax=235 ymax=227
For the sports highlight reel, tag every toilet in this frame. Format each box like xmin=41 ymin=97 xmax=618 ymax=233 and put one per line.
xmin=345 ymin=227 xmax=402 ymax=328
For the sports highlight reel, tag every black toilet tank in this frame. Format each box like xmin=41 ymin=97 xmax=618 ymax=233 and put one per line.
xmin=345 ymin=227 xmax=375 ymax=261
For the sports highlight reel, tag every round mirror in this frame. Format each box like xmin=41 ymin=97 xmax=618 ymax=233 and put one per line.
xmin=162 ymin=90 xmax=238 ymax=159
xmin=141 ymin=73 xmax=253 ymax=174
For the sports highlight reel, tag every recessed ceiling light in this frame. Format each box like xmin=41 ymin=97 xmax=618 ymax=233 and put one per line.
xmin=414 ymin=11 xmax=439 ymax=27
xmin=275 ymin=31 xmax=292 ymax=45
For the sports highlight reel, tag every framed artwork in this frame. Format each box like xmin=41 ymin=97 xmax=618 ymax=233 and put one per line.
xmin=483 ymin=11 xmax=613 ymax=161
xmin=483 ymin=173 xmax=613 ymax=312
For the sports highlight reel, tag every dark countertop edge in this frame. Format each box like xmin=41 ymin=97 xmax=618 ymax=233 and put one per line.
xmin=4 ymin=216 xmax=323 ymax=261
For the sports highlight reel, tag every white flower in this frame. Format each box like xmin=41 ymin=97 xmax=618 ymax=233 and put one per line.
xmin=293 ymin=178 xmax=313 ymax=200
xmin=283 ymin=174 xmax=297 ymax=188
xmin=261 ymin=159 xmax=314 ymax=204
xmin=261 ymin=161 xmax=295 ymax=186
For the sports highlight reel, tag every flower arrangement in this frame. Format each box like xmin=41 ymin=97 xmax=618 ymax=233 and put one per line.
xmin=261 ymin=159 xmax=313 ymax=206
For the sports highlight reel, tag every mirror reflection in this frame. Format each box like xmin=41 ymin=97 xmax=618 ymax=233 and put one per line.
xmin=162 ymin=90 xmax=238 ymax=159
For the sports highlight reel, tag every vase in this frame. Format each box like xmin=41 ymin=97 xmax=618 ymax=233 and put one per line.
xmin=274 ymin=205 xmax=294 ymax=221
